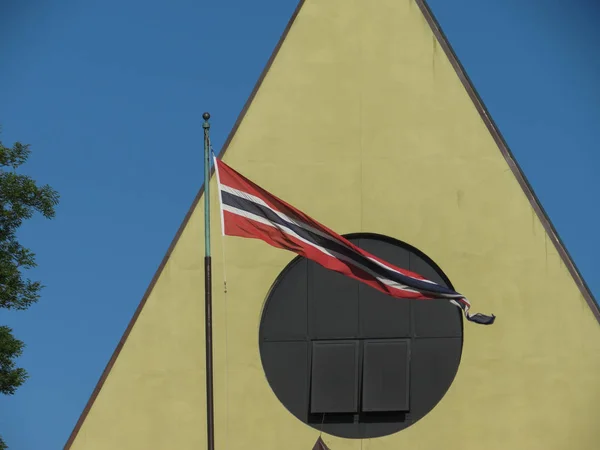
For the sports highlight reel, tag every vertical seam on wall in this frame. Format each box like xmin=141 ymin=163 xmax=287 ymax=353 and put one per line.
xmin=357 ymin=0 xmax=364 ymax=235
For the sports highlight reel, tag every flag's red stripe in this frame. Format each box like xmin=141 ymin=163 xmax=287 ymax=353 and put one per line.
xmin=216 ymin=159 xmax=429 ymax=282
xmin=223 ymin=210 xmax=433 ymax=300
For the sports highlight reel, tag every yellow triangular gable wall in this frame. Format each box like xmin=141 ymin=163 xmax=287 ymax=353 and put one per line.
xmin=65 ymin=1 xmax=600 ymax=449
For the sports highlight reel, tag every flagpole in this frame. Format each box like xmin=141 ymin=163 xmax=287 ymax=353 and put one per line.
xmin=202 ymin=111 xmax=215 ymax=450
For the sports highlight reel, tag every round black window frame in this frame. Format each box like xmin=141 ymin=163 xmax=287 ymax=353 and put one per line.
xmin=258 ymin=232 xmax=464 ymax=439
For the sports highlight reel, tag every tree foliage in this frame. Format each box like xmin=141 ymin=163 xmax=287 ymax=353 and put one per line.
xmin=0 ymin=138 xmax=59 ymax=309
xmin=0 ymin=131 xmax=59 ymax=448
xmin=0 ymin=326 xmax=26 ymax=395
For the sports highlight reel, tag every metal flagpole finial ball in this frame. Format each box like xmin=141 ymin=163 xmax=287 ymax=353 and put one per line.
xmin=203 ymin=112 xmax=211 ymax=121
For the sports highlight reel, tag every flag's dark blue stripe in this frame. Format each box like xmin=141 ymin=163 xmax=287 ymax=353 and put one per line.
xmin=220 ymin=191 xmax=459 ymax=297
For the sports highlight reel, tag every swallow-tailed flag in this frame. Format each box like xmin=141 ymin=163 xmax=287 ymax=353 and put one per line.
xmin=213 ymin=156 xmax=495 ymax=325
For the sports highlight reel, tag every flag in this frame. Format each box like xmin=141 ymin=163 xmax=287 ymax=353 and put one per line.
xmin=213 ymin=156 xmax=495 ymax=325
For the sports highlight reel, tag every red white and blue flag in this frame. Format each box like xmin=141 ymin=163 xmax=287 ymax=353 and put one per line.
xmin=213 ymin=156 xmax=495 ymax=325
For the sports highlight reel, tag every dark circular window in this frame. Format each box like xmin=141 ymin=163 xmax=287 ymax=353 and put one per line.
xmin=259 ymin=233 xmax=463 ymax=439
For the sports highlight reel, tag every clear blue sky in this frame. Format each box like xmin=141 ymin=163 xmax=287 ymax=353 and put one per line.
xmin=1 ymin=0 xmax=599 ymax=448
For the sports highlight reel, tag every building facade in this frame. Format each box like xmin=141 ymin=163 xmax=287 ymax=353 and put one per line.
xmin=65 ymin=1 xmax=600 ymax=449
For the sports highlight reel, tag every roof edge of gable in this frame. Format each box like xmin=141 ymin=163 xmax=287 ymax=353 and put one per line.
xmin=62 ymin=1 xmax=307 ymax=448
xmin=413 ymin=0 xmax=599 ymax=322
